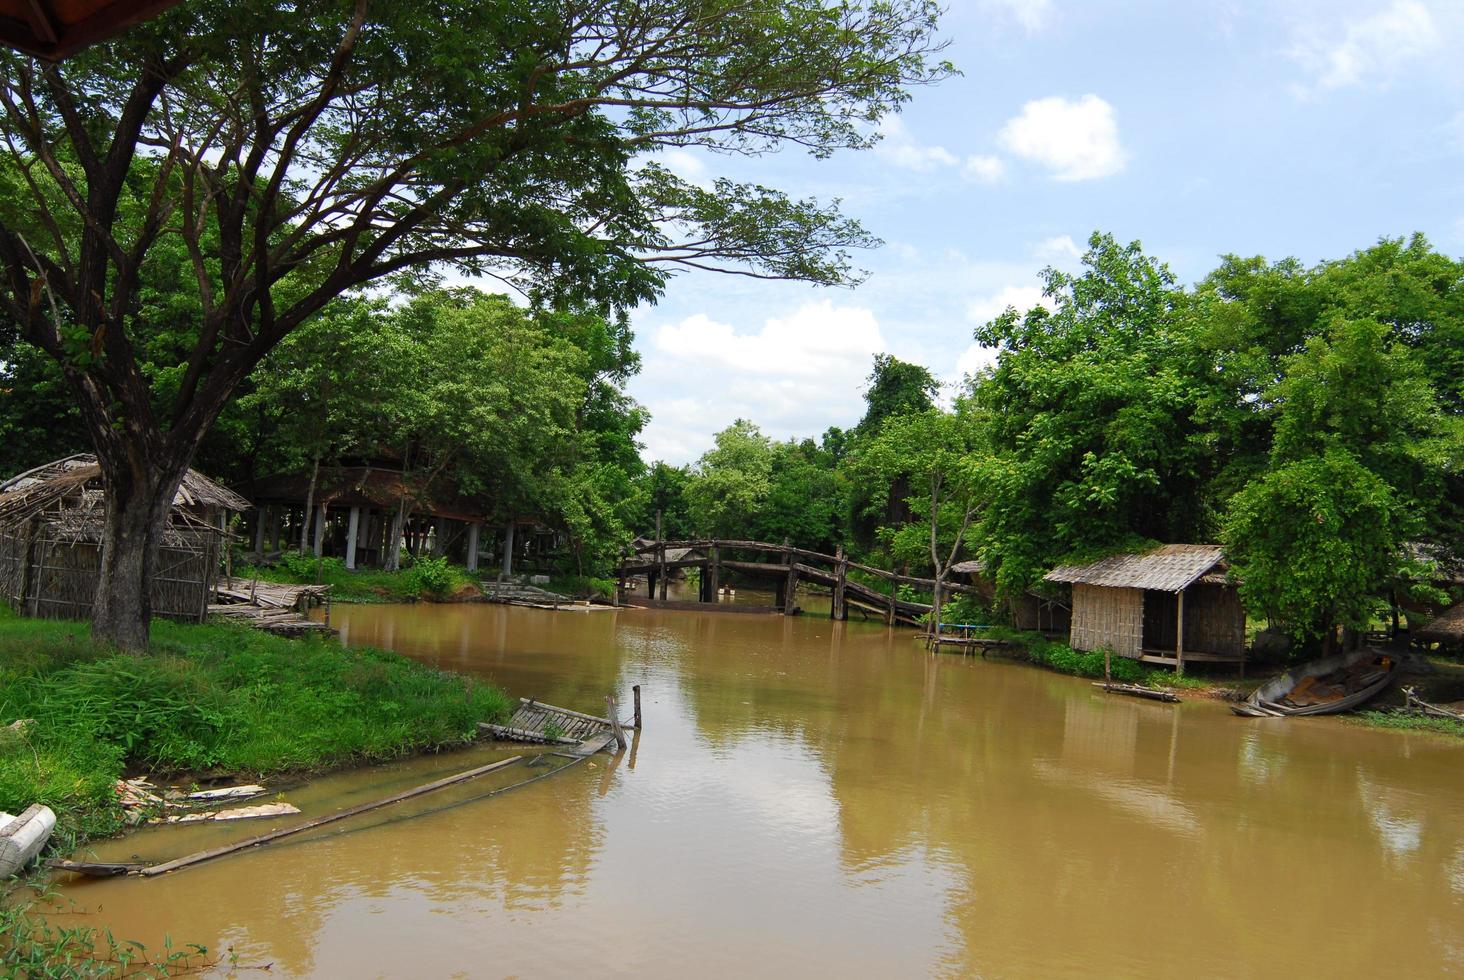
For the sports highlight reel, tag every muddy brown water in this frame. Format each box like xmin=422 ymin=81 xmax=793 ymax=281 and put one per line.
xmin=49 ymin=599 xmax=1464 ymax=977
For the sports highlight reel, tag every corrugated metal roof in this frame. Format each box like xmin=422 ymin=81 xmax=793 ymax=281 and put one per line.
xmin=1044 ymin=544 xmax=1225 ymax=593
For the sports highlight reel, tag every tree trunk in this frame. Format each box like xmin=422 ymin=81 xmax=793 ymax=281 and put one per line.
xmin=298 ymin=452 xmax=321 ymax=556
xmin=91 ymin=456 xmax=188 ymax=652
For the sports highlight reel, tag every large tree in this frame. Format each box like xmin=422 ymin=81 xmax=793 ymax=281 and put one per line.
xmin=0 ymin=0 xmax=949 ymax=648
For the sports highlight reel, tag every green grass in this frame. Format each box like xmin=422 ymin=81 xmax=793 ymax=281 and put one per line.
xmin=234 ymin=554 xmax=478 ymax=603
xmin=975 ymin=626 xmax=1213 ymax=689
xmin=0 ymin=607 xmax=511 ymax=844
xmin=1354 ymin=710 xmax=1464 ymax=739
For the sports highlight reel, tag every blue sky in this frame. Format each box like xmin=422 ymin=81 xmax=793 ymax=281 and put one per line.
xmin=624 ymin=0 xmax=1464 ymax=464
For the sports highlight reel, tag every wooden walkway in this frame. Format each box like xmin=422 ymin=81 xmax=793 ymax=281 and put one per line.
xmin=210 ymin=577 xmax=335 ymax=637
xmin=616 ymin=539 xmax=989 ymax=627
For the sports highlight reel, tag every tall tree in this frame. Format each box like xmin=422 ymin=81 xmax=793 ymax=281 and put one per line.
xmin=0 ymin=0 xmax=950 ymax=648
xmin=855 ymin=353 xmax=939 ymax=436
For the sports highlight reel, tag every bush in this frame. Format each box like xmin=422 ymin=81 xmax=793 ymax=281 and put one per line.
xmin=407 ymin=555 xmax=456 ymax=597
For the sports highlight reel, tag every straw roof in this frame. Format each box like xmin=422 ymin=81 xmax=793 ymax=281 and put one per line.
xmin=0 ymin=454 xmax=250 ymax=530
xmin=1417 ymin=601 xmax=1464 ymax=641
xmin=951 ymin=559 xmax=987 ymax=575
xmin=1045 ymin=544 xmax=1227 ymax=593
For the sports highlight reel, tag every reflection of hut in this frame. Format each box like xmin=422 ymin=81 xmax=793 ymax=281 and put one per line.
xmin=1044 ymin=544 xmax=1246 ymax=672
xmin=1416 ymin=601 xmax=1464 ymax=651
xmin=950 ymin=559 xmax=1071 ymax=634
xmin=0 ymin=455 xmax=249 ymax=622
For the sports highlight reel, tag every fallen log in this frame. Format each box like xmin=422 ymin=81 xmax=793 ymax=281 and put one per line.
xmin=1092 ymin=682 xmax=1181 ymax=703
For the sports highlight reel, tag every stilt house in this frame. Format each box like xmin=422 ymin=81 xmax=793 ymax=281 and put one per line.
xmin=1044 ymin=544 xmax=1246 ymax=672
xmin=0 ymin=455 xmax=249 ymax=622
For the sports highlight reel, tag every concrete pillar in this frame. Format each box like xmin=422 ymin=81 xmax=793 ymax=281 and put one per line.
xmin=253 ymin=506 xmax=266 ymax=557
xmin=466 ymin=522 xmax=480 ymax=573
xmin=313 ymin=503 xmax=327 ymax=557
xmin=345 ymin=506 xmax=361 ymax=570
xmin=501 ymin=521 xmax=515 ymax=579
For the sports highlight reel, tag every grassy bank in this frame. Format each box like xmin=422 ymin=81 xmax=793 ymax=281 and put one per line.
xmin=979 ymin=627 xmax=1215 ymax=690
xmin=0 ymin=607 xmax=511 ymax=844
xmin=235 ymin=554 xmax=478 ymax=603
xmin=1355 ymin=710 xmax=1464 ymax=738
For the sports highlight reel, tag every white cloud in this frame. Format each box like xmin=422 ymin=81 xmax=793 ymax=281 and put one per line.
xmin=1033 ymin=234 xmax=1082 ymax=262
xmin=634 ymin=301 xmax=888 ymax=461
xmin=981 ymin=0 xmax=1054 ymax=32
xmin=997 ymin=95 xmax=1127 ymax=181
xmin=962 ymin=154 xmax=1007 ymax=183
xmin=874 ymin=116 xmax=959 ymax=172
xmin=660 ymin=148 xmax=712 ymax=188
xmin=954 ymin=343 xmax=999 ymax=381
xmin=964 ymin=284 xmax=1052 ymax=326
xmin=1290 ymin=0 xmax=1440 ymax=92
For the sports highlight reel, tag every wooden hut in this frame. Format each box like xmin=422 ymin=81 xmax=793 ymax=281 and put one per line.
xmin=1044 ymin=544 xmax=1246 ymax=673
xmin=950 ymin=559 xmax=1071 ymax=634
xmin=0 ymin=455 xmax=249 ymax=623
xmin=1416 ymin=601 xmax=1464 ymax=652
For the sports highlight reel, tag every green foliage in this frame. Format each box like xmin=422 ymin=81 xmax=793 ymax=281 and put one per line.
xmin=1223 ymin=450 xmax=1406 ymax=643
xmin=972 ymin=232 xmax=1215 ymax=598
xmin=408 ymin=556 xmax=457 ymax=598
xmin=237 ymin=559 xmax=471 ymax=604
xmin=1356 ymin=710 xmax=1464 ymax=739
xmin=855 ymin=353 xmax=939 ymax=435
xmin=0 ymin=608 xmax=511 ymax=845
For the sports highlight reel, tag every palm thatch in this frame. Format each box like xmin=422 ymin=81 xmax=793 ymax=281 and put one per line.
xmin=1417 ymin=601 xmax=1464 ymax=643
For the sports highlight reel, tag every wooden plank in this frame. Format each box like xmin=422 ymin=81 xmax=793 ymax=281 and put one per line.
xmin=140 ymin=756 xmax=522 ymax=877
xmin=518 ymin=698 xmax=615 ymax=728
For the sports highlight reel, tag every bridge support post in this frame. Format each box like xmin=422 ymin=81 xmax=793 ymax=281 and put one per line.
xmin=709 ymin=545 xmax=720 ymax=602
xmin=783 ymin=563 xmax=799 ymax=615
xmin=831 ymin=544 xmax=848 ymax=621
xmin=657 ymin=542 xmax=668 ymax=600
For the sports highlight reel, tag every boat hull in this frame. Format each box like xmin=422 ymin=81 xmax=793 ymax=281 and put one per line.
xmin=1231 ymin=648 xmax=1399 ymax=718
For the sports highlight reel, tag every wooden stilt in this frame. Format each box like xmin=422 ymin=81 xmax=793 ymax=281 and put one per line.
xmin=1175 ymin=589 xmax=1186 ymax=677
xmin=633 ymin=684 xmax=642 ymax=730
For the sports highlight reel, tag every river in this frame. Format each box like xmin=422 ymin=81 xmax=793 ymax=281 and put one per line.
xmin=53 ymin=601 xmax=1464 ymax=977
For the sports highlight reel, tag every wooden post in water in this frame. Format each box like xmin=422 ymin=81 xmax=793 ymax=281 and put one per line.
xmin=709 ymin=545 xmax=721 ymax=601
xmin=606 ymin=693 xmax=627 ymax=750
xmin=782 ymin=538 xmax=798 ymax=615
xmin=657 ymin=542 xmax=668 ymax=600
xmin=1175 ymin=589 xmax=1186 ymax=677
xmin=831 ymin=544 xmax=848 ymax=621
xmin=886 ymin=576 xmax=897 ymax=627
xmin=633 ymin=684 xmax=642 ymax=730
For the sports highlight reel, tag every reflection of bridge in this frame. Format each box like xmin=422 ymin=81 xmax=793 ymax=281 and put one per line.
xmin=615 ymin=539 xmax=986 ymax=628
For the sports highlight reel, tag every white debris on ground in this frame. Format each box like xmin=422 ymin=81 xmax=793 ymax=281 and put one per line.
xmin=114 ymin=778 xmax=295 ymax=826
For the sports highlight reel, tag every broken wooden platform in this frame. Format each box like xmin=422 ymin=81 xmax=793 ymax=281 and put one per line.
xmin=479 ymin=698 xmax=626 ymax=745
xmin=211 ymin=577 xmax=335 ymax=636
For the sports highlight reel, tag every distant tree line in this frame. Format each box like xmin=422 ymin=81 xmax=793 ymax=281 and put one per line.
xmin=653 ymin=233 xmax=1463 ymax=650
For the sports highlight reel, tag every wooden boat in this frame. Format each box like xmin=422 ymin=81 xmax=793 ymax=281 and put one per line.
xmin=1231 ymin=648 xmax=1398 ymax=717
xmin=1 ymin=804 xmax=57 ymax=877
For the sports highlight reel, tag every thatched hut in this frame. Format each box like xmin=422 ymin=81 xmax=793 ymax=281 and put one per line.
xmin=950 ymin=559 xmax=1071 ymax=634
xmin=1416 ymin=601 xmax=1464 ymax=651
xmin=1044 ymin=544 xmax=1246 ymax=672
xmin=0 ymin=455 xmax=249 ymax=623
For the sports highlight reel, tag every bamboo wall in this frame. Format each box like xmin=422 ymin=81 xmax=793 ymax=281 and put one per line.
xmin=0 ymin=524 xmax=219 ymax=623
xmin=1069 ymin=583 xmax=1144 ymax=658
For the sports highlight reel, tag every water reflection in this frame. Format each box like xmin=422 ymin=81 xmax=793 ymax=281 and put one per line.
xmin=51 ymin=602 xmax=1464 ymax=978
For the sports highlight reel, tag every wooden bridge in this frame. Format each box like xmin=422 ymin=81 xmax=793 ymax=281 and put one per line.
xmin=615 ymin=539 xmax=987 ymax=628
